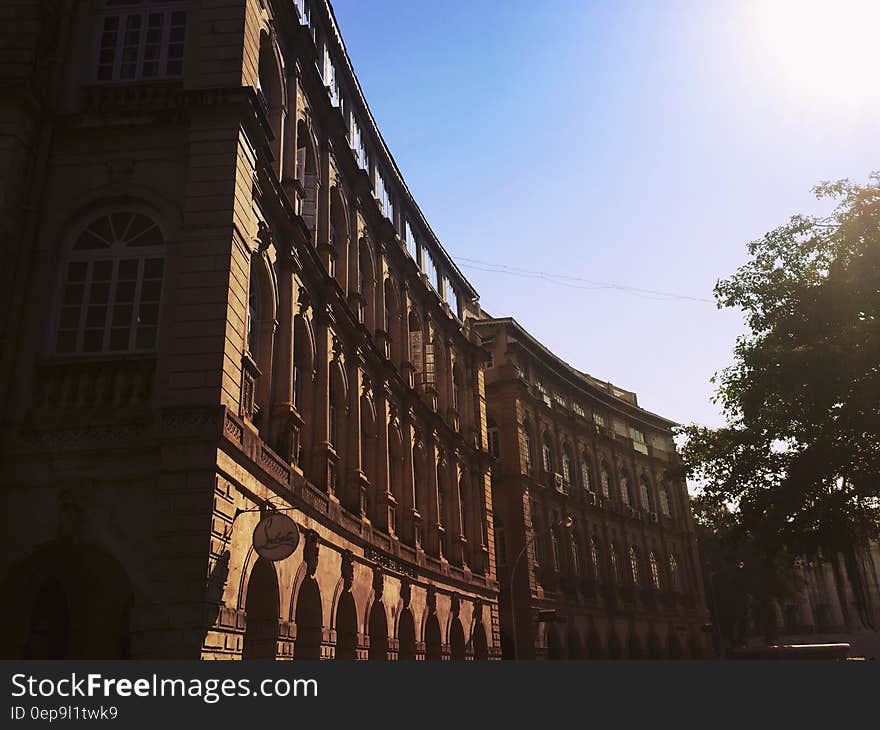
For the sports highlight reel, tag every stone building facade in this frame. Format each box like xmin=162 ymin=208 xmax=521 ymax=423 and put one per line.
xmin=476 ymin=317 xmax=711 ymax=659
xmin=0 ymin=0 xmax=499 ymax=659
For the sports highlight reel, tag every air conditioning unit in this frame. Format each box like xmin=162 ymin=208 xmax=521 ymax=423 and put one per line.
xmin=649 ymin=511 xmax=658 ymax=524
xmin=585 ymin=491 xmax=597 ymax=506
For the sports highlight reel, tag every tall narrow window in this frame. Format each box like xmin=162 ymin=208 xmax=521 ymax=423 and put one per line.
xmin=600 ymin=462 xmax=611 ymax=498
xmin=620 ymin=474 xmax=630 ymax=506
xmin=581 ymin=456 xmax=592 ymax=492
xmin=561 ymin=450 xmax=572 ymax=491
xmin=649 ymin=552 xmax=660 ymax=589
xmin=95 ymin=1 xmax=187 ymax=81
xmin=56 ymin=211 xmax=165 ymax=354
xmin=551 ymin=530 xmax=561 ymax=572
xmin=669 ymin=554 xmax=681 ymax=592
xmin=542 ymin=436 xmax=553 ymax=473
xmin=570 ymin=536 xmax=580 ymax=575
xmin=487 ymin=419 xmax=500 ymax=459
xmin=629 ymin=546 xmax=640 ymax=586
xmin=591 ymin=537 xmax=601 ymax=582
xmin=610 ymin=544 xmax=620 ymax=584
xmin=523 ymin=428 xmax=534 ymax=474
xmin=659 ymin=488 xmax=670 ymax=517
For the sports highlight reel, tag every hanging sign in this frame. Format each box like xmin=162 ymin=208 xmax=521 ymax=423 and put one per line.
xmin=253 ymin=513 xmax=300 ymax=561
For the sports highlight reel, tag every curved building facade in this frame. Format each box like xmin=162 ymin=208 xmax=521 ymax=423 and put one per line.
xmin=476 ymin=317 xmax=711 ymax=659
xmin=0 ymin=0 xmax=498 ymax=659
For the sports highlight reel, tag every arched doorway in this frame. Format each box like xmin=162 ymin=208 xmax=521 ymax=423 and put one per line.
xmin=472 ymin=621 xmax=489 ymax=660
xmin=368 ymin=601 xmax=388 ymax=660
xmin=424 ymin=613 xmax=442 ymax=660
xmin=398 ymin=608 xmax=416 ymax=660
xmin=1 ymin=541 xmax=133 ymax=659
xmin=449 ymin=618 xmax=466 ymax=660
xmin=334 ymin=591 xmax=358 ymax=660
xmin=242 ymin=558 xmax=280 ymax=660
xmin=293 ymin=578 xmax=323 ymax=660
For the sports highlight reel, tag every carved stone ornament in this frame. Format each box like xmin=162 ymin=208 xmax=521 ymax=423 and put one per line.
xmin=341 ymin=549 xmax=354 ymax=590
xmin=372 ymin=565 xmax=384 ymax=602
xmin=303 ymin=528 xmax=319 ymax=578
xmin=255 ymin=220 xmax=272 ymax=253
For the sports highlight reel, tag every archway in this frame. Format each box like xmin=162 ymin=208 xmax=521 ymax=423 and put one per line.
xmin=334 ymin=591 xmax=358 ymax=660
xmin=424 ymin=613 xmax=442 ymax=660
xmin=398 ymin=608 xmax=416 ymax=660
xmin=449 ymin=618 xmax=466 ymax=660
xmin=0 ymin=541 xmax=133 ymax=659
xmin=368 ymin=601 xmax=388 ymax=660
xmin=293 ymin=577 xmax=323 ymax=660
xmin=242 ymin=558 xmax=280 ymax=660
xmin=472 ymin=621 xmax=489 ymax=660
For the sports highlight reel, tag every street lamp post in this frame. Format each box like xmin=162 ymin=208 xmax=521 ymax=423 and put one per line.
xmin=509 ymin=514 xmax=574 ymax=660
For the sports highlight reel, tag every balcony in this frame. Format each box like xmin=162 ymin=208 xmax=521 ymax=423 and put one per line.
xmin=34 ymin=355 xmax=156 ymax=415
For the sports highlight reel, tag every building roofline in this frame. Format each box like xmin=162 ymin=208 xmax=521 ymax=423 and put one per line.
xmin=474 ymin=316 xmax=679 ymax=429
xmin=323 ymin=0 xmax=479 ymax=301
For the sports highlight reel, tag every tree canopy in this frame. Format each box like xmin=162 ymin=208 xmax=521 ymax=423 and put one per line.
xmin=678 ymin=174 xmax=880 ymax=632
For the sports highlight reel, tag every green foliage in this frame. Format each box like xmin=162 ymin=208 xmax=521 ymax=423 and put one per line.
xmin=679 ymin=174 xmax=880 ymax=633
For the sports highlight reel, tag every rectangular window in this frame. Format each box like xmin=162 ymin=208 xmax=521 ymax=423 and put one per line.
xmin=95 ymin=5 xmax=187 ymax=82
xmin=488 ymin=429 xmax=500 ymax=459
xmin=405 ymin=221 xmax=418 ymax=262
xmin=630 ymin=427 xmax=648 ymax=454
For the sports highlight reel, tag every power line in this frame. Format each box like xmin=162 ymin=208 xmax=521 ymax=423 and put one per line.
xmin=449 ymin=254 xmax=715 ymax=304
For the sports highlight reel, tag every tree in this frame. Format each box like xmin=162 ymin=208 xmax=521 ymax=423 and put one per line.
xmin=679 ymin=174 xmax=880 ymax=633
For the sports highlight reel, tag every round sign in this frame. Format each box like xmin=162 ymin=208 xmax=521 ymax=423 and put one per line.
xmin=252 ymin=513 xmax=300 ymax=561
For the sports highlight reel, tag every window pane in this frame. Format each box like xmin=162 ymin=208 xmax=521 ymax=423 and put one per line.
xmin=120 ymin=15 xmax=143 ymax=80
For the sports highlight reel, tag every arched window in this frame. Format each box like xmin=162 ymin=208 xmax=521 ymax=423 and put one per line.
xmin=383 ymin=278 xmax=401 ymax=364
xmin=640 ymin=476 xmax=654 ymax=512
xmin=541 ymin=434 xmax=553 ymax=474
xmin=550 ymin=529 xmax=561 ymax=572
xmin=669 ymin=554 xmax=681 ymax=592
xmin=629 ymin=546 xmax=640 ymax=586
xmin=619 ymin=473 xmax=630 ymax=506
xmin=56 ymin=210 xmax=165 ymax=354
xmin=581 ymin=454 xmax=592 ymax=492
xmin=487 ymin=417 xmax=500 ymax=459
xmin=610 ymin=544 xmax=620 ymax=584
xmin=561 ymin=448 xmax=572 ymax=493
xmin=659 ymin=487 xmax=671 ymax=517
xmin=94 ymin=0 xmax=187 ymax=82
xmin=590 ymin=537 xmax=601 ymax=582
xmin=570 ymin=534 xmax=580 ymax=575
xmin=522 ymin=426 xmax=534 ymax=475
xmin=407 ymin=310 xmax=423 ymax=386
xmin=649 ymin=552 xmax=661 ymax=589
xmin=329 ymin=189 xmax=348 ymax=288
xmin=436 ymin=463 xmax=447 ymax=532
xmin=358 ymin=239 xmax=375 ymax=329
xmin=295 ymin=119 xmax=318 ymax=234
xmin=257 ymin=32 xmax=284 ymax=172
xmin=495 ymin=518 xmax=507 ymax=566
xmin=599 ymin=461 xmax=611 ymax=498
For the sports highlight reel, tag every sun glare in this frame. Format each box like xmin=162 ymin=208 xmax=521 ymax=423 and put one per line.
xmin=749 ymin=0 xmax=880 ymax=109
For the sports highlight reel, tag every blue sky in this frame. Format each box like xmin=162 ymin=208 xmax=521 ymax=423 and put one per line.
xmin=330 ymin=0 xmax=879 ymax=428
